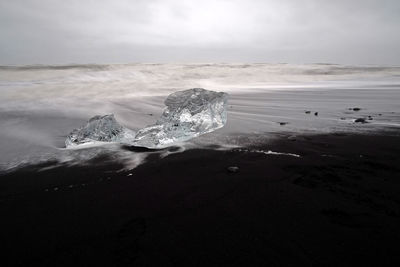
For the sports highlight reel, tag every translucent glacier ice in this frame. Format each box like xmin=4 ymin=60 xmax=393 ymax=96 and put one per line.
xmin=65 ymin=88 xmax=228 ymax=148
xmin=65 ymin=114 xmax=135 ymax=147
xmin=132 ymin=88 xmax=228 ymax=148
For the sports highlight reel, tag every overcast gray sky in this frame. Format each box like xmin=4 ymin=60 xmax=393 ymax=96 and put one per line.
xmin=1 ymin=0 xmax=399 ymax=65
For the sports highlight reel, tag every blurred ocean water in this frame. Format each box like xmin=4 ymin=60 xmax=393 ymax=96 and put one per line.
xmin=1 ymin=64 xmax=399 ymax=170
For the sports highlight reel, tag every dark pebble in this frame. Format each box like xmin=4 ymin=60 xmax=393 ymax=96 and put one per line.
xmin=355 ymin=118 xmax=367 ymax=123
xmin=227 ymin=166 xmax=240 ymax=173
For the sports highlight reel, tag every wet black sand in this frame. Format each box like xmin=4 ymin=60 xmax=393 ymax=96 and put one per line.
xmin=1 ymin=132 xmax=400 ymax=266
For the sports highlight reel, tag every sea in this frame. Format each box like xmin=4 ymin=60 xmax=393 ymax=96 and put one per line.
xmin=1 ymin=63 xmax=399 ymax=171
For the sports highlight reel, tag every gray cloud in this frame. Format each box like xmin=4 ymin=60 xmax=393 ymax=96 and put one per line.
xmin=0 ymin=0 xmax=399 ymax=65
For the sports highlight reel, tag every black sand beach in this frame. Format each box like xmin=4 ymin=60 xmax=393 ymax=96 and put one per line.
xmin=1 ymin=132 xmax=400 ymax=266
xmin=2 ymin=0 xmax=400 ymax=264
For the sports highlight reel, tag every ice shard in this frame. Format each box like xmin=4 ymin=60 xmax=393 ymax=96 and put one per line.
xmin=132 ymin=88 xmax=228 ymax=148
xmin=65 ymin=114 xmax=135 ymax=147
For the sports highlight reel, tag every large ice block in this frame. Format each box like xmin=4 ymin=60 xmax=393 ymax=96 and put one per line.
xmin=132 ymin=88 xmax=228 ymax=148
xmin=65 ymin=114 xmax=135 ymax=147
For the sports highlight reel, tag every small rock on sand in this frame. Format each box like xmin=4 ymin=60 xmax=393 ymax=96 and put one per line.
xmin=227 ymin=166 xmax=240 ymax=173
xmin=355 ymin=118 xmax=367 ymax=123
xmin=314 ymin=112 xmax=318 ymax=116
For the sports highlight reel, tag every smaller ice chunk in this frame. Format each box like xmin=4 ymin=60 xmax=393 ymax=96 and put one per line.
xmin=65 ymin=114 xmax=135 ymax=147
xmin=133 ymin=88 xmax=228 ymax=148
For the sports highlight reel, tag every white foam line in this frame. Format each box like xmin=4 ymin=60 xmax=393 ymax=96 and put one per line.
xmin=238 ymin=148 xmax=301 ymax=158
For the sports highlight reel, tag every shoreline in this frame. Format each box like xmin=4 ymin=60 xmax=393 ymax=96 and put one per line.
xmin=1 ymin=131 xmax=400 ymax=266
